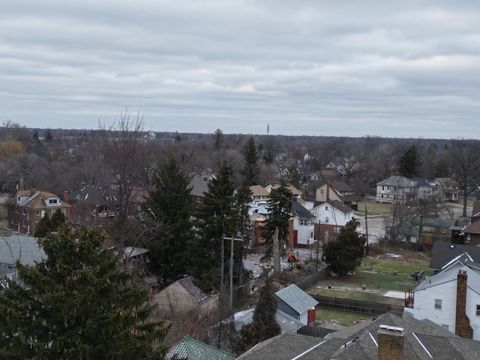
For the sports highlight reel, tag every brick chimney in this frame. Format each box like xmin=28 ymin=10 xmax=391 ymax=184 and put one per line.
xmin=377 ymin=325 xmax=404 ymax=360
xmin=63 ymin=191 xmax=69 ymax=203
xmin=455 ymin=270 xmax=473 ymax=339
xmin=326 ymin=183 xmax=331 ymax=202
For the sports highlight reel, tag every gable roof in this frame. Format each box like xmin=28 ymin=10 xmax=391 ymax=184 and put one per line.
xmin=291 ymin=200 xmax=315 ymax=219
xmin=233 ymin=308 xmax=304 ymax=334
xmin=0 ymin=235 xmax=46 ymax=266
xmin=430 ymin=243 xmax=480 ymax=270
xmin=15 ymin=190 xmax=71 ymax=209
xmin=237 ymin=312 xmax=479 ymax=360
xmin=166 ymin=336 xmax=234 ymax=360
xmin=189 ymin=174 xmax=211 ymax=197
xmin=472 ymin=201 xmax=480 ymax=217
xmin=275 ymin=284 xmax=318 ymax=315
xmin=249 ymin=185 xmax=269 ymax=197
xmin=414 ymin=262 xmax=480 ymax=294
xmin=330 ymin=181 xmax=354 ymax=193
xmin=177 ymin=276 xmax=210 ymax=302
xmin=464 ymin=219 xmax=480 ymax=235
xmin=377 ymin=176 xmax=417 ymax=187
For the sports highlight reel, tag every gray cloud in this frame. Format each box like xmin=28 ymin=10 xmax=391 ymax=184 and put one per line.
xmin=1 ymin=0 xmax=480 ymax=138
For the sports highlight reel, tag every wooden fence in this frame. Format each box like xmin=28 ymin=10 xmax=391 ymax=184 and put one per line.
xmin=295 ymin=266 xmax=328 ymax=290
xmin=312 ymin=295 xmax=404 ymax=316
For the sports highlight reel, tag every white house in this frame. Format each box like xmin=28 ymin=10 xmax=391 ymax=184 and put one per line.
xmin=404 ymin=259 xmax=480 ymax=340
xmin=376 ymin=176 xmax=440 ymax=204
xmin=249 ymin=185 xmax=270 ymax=204
xmin=311 ymin=200 xmax=354 ymax=227
xmin=289 ymin=201 xmax=315 ymax=247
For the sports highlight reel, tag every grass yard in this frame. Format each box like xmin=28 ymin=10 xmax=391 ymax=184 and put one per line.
xmin=355 ymin=201 xmax=392 ymax=216
xmin=316 ymin=309 xmax=369 ymax=327
xmin=310 ymin=248 xmax=431 ymax=299
xmin=357 ymin=254 xmax=430 ymax=291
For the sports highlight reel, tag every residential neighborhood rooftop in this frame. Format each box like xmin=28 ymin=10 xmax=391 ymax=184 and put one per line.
xmin=275 ymin=284 xmax=318 ymax=315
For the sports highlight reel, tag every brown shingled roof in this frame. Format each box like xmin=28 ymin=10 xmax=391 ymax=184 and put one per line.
xmin=464 ymin=219 xmax=480 ymax=235
xmin=17 ymin=190 xmax=71 ymax=209
xmin=250 ymin=185 xmax=269 ymax=197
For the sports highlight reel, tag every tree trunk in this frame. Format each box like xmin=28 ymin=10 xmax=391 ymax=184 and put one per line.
xmin=273 ymin=227 xmax=280 ymax=275
xmin=463 ymin=185 xmax=468 ymax=218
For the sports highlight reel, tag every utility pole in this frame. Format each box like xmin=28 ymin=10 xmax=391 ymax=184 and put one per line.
xmin=224 ymin=235 xmax=243 ymax=313
xmin=364 ymin=205 xmax=369 ymax=256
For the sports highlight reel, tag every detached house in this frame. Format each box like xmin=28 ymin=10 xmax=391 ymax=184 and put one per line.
xmin=376 ymin=176 xmax=440 ymax=204
xmin=288 ymin=200 xmax=315 ymax=248
xmin=7 ymin=189 xmax=72 ymax=235
xmin=311 ymin=200 xmax=354 ymax=242
xmin=315 ymin=181 xmax=356 ymax=205
xmin=405 ymin=258 xmax=480 ymax=340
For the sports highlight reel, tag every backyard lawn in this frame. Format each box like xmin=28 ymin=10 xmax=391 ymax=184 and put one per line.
xmin=355 ymin=201 xmax=392 ymax=216
xmin=310 ymin=249 xmax=431 ymax=296
xmin=316 ymin=309 xmax=369 ymax=327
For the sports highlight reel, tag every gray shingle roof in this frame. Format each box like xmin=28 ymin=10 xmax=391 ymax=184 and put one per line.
xmin=291 ymin=200 xmax=315 ymax=219
xmin=236 ymin=313 xmax=480 ymax=360
xmin=430 ymin=243 xmax=480 ymax=270
xmin=275 ymin=284 xmax=318 ymax=315
xmin=233 ymin=308 xmax=304 ymax=334
xmin=177 ymin=276 xmax=210 ymax=302
xmin=0 ymin=235 xmax=46 ymax=266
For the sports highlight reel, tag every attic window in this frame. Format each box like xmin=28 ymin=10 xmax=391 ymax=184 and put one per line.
xmin=48 ymin=198 xmax=58 ymax=204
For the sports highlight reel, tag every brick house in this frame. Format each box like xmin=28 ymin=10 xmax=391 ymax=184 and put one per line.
xmin=7 ymin=189 xmax=72 ymax=235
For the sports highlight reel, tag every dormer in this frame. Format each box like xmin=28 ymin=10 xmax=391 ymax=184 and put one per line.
xmin=46 ymin=197 xmax=60 ymax=206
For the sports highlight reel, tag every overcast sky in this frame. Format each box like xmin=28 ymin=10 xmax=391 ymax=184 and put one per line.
xmin=1 ymin=1 xmax=480 ymax=138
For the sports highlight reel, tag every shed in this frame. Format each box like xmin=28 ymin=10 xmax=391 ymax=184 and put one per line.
xmin=275 ymin=284 xmax=318 ymax=325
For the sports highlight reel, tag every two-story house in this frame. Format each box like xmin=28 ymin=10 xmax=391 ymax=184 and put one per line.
xmin=404 ymin=257 xmax=480 ymax=340
xmin=311 ymin=200 xmax=354 ymax=242
xmin=7 ymin=189 xmax=72 ymax=235
xmin=376 ymin=176 xmax=440 ymax=204
xmin=288 ymin=200 xmax=315 ymax=248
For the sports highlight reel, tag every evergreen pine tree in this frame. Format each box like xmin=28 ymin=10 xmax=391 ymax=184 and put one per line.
xmin=189 ymin=163 xmax=237 ymax=291
xmin=324 ymin=218 xmax=366 ymax=275
xmin=234 ymin=274 xmax=280 ymax=353
xmin=34 ymin=213 xmax=51 ymax=238
xmin=0 ymin=228 xmax=167 ymax=359
xmin=145 ymin=157 xmax=193 ymax=286
xmin=242 ymin=136 xmax=259 ymax=186
xmin=213 ymin=129 xmax=224 ymax=150
xmin=50 ymin=208 xmax=66 ymax=230
xmin=398 ymin=145 xmax=422 ymax=178
xmin=264 ymin=182 xmax=292 ymax=246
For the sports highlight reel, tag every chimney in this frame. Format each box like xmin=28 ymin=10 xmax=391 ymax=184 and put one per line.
xmin=63 ymin=191 xmax=69 ymax=203
xmin=326 ymin=183 xmax=331 ymax=202
xmin=377 ymin=325 xmax=404 ymax=360
xmin=455 ymin=270 xmax=473 ymax=339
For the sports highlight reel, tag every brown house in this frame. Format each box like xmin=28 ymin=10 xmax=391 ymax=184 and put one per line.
xmin=7 ymin=189 xmax=72 ymax=235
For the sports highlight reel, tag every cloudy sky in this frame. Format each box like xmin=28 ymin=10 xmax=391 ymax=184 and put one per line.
xmin=1 ymin=1 xmax=480 ymax=138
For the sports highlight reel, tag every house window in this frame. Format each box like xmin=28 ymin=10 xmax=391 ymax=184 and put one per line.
xmin=300 ymin=219 xmax=309 ymax=226
xmin=325 ymin=217 xmax=329 ymax=224
xmin=476 ymin=305 xmax=480 ymax=316
xmin=48 ymin=198 xmax=58 ymax=204
xmin=434 ymin=299 xmax=442 ymax=310
xmin=320 ymin=189 xmax=324 ymax=194
xmin=310 ymin=232 xmax=313 ymax=239
xmin=325 ymin=206 xmax=328 ymax=210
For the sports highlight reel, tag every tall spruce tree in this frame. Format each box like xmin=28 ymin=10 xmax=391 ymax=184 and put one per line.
xmin=35 ymin=209 xmax=67 ymax=238
xmin=0 ymin=228 xmax=167 ymax=359
xmin=242 ymin=136 xmax=260 ymax=186
xmin=145 ymin=157 xmax=193 ymax=287
xmin=189 ymin=163 xmax=237 ymax=291
xmin=398 ymin=145 xmax=422 ymax=178
xmin=234 ymin=274 xmax=280 ymax=353
xmin=324 ymin=218 xmax=366 ymax=275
